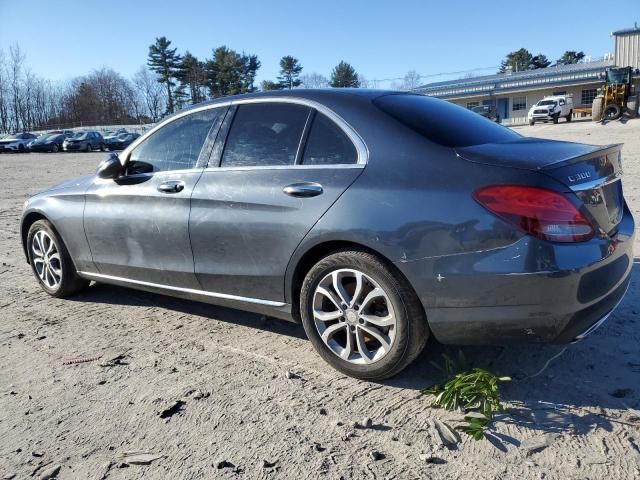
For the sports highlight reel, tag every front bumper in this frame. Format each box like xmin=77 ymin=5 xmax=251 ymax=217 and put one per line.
xmin=0 ymin=144 xmax=19 ymax=152
xmin=63 ymin=143 xmax=84 ymax=151
xmin=398 ymin=206 xmax=635 ymax=345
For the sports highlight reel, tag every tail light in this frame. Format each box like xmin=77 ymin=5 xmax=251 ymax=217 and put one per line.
xmin=473 ymin=185 xmax=594 ymax=242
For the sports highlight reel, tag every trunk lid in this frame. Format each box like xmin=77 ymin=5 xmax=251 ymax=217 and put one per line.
xmin=457 ymin=138 xmax=625 ymax=236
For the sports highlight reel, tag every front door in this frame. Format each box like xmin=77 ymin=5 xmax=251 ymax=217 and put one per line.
xmin=83 ymin=107 xmax=224 ymax=288
xmin=189 ymin=101 xmax=365 ymax=302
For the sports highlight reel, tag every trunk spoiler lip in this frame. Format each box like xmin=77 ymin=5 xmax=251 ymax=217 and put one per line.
xmin=455 ymin=139 xmax=623 ymax=171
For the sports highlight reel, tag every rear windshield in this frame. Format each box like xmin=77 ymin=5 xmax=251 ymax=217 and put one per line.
xmin=373 ymin=94 xmax=520 ymax=147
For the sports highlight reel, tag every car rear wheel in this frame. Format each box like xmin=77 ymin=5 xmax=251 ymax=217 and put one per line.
xmin=86 ymin=143 xmax=92 ymax=152
xmin=51 ymin=144 xmax=59 ymax=153
xmin=300 ymin=249 xmax=428 ymax=380
xmin=566 ymin=110 xmax=572 ymax=122
xmin=27 ymin=220 xmax=89 ymax=298
xmin=553 ymin=113 xmax=559 ymax=124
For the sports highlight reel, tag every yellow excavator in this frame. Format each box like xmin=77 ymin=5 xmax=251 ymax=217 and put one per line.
xmin=592 ymin=66 xmax=638 ymax=121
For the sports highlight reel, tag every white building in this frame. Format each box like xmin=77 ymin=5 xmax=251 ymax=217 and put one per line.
xmin=413 ymin=25 xmax=640 ymax=125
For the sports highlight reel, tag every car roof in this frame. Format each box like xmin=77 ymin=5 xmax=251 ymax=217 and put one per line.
xmin=173 ymin=88 xmax=404 ymax=114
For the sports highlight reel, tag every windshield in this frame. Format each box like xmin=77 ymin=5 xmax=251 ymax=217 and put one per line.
xmin=36 ymin=134 xmax=50 ymax=140
xmin=607 ymin=69 xmax=629 ymax=84
xmin=374 ymin=94 xmax=520 ymax=147
xmin=72 ymin=132 xmax=87 ymax=140
xmin=537 ymin=100 xmax=557 ymax=106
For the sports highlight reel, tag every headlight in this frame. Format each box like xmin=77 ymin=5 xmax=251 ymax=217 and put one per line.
xmin=23 ymin=199 xmax=29 ymax=211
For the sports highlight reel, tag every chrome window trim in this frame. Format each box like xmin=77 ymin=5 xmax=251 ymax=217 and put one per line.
xmin=118 ymin=96 xmax=369 ymax=171
xmin=204 ymin=164 xmax=365 ymax=173
xmin=77 ymin=271 xmax=287 ymax=307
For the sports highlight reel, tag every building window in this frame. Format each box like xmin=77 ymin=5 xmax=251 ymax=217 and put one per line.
xmin=512 ymin=96 xmax=527 ymax=111
xmin=466 ymin=101 xmax=479 ymax=109
xmin=581 ymin=88 xmax=598 ymax=106
xmin=553 ymin=90 xmax=567 ymax=96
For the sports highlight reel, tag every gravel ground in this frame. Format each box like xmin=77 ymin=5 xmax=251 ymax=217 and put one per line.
xmin=1 ymin=120 xmax=639 ymax=480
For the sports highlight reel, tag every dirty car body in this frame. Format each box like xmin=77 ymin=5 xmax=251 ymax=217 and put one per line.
xmin=21 ymin=90 xmax=634 ymax=350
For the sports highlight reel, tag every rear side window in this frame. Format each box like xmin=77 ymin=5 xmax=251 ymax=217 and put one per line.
xmin=374 ymin=94 xmax=520 ymax=147
xmin=221 ymin=103 xmax=310 ymax=167
xmin=302 ymin=113 xmax=357 ymax=165
xmin=129 ymin=108 xmax=220 ymax=172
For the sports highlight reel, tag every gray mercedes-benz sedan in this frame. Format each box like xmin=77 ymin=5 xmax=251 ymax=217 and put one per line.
xmin=20 ymin=89 xmax=635 ymax=380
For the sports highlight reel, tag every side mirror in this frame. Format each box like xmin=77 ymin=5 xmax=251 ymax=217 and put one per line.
xmin=96 ymin=153 xmax=123 ymax=179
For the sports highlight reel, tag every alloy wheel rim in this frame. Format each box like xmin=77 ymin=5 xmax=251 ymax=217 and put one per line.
xmin=31 ymin=230 xmax=62 ymax=289
xmin=312 ymin=269 xmax=396 ymax=365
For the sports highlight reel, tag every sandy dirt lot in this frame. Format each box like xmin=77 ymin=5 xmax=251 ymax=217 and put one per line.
xmin=1 ymin=120 xmax=639 ymax=480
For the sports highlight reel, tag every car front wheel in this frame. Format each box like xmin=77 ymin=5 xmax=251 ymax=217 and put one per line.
xmin=300 ymin=249 xmax=428 ymax=380
xmin=27 ymin=219 xmax=89 ymax=297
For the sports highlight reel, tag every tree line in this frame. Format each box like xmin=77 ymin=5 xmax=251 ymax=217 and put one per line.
xmin=146 ymin=36 xmax=362 ymax=116
xmin=0 ymin=36 xmax=590 ymax=134
xmin=498 ymin=49 xmax=586 ymax=73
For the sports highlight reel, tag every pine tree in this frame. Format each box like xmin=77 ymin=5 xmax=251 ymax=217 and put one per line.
xmin=277 ymin=56 xmax=303 ymax=89
xmin=261 ymin=80 xmax=282 ymax=91
xmin=147 ymin=37 xmax=181 ymax=114
xmin=329 ymin=61 xmax=360 ymax=88
xmin=530 ymin=53 xmax=551 ymax=69
xmin=205 ymin=47 xmax=260 ymax=97
xmin=499 ymin=48 xmax=533 ymax=73
xmin=177 ymin=52 xmax=207 ymax=104
xmin=556 ymin=51 xmax=586 ymax=65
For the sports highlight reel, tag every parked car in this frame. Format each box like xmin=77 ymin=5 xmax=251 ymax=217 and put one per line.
xmin=0 ymin=132 xmax=37 ymax=153
xmin=528 ymin=95 xmax=574 ymax=125
xmin=20 ymin=90 xmax=634 ymax=380
xmin=62 ymin=130 xmax=105 ymax=152
xmin=105 ymin=132 xmax=140 ymax=151
xmin=29 ymin=132 xmax=66 ymax=153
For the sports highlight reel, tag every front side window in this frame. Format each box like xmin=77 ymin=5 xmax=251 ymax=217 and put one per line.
xmin=221 ymin=103 xmax=310 ymax=167
xmin=302 ymin=113 xmax=357 ymax=165
xmin=129 ymin=108 xmax=220 ymax=173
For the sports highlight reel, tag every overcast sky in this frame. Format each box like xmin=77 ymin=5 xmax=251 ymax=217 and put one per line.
xmin=1 ymin=0 xmax=637 ymax=87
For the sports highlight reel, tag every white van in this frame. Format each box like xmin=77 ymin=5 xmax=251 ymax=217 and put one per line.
xmin=527 ymin=95 xmax=573 ymax=125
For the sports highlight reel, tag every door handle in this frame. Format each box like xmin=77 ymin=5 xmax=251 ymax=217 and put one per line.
xmin=283 ymin=182 xmax=323 ymax=198
xmin=157 ymin=181 xmax=185 ymax=193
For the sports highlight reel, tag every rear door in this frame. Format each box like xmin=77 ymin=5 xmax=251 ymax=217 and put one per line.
xmin=189 ymin=100 xmax=366 ymax=302
xmin=83 ymin=106 xmax=224 ymax=288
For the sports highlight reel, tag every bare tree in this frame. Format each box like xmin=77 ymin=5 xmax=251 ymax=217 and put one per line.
xmin=400 ymin=70 xmax=422 ymax=91
xmin=299 ymin=72 xmax=329 ymax=89
xmin=9 ymin=44 xmax=25 ymax=131
xmin=133 ymin=66 xmax=166 ymax=121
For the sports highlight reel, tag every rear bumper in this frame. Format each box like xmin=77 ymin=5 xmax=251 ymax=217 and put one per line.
xmin=397 ymin=206 xmax=635 ymax=345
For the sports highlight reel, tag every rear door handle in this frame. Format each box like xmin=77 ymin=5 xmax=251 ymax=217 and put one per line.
xmin=157 ymin=181 xmax=185 ymax=193
xmin=283 ymin=182 xmax=323 ymax=198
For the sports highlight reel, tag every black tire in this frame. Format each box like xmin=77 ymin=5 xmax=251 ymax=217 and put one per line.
xmin=86 ymin=142 xmax=92 ymax=152
xmin=552 ymin=113 xmax=559 ymax=124
xmin=529 ymin=119 xmax=535 ymax=126
xmin=604 ymin=103 xmax=622 ymax=121
xmin=99 ymin=143 xmax=105 ymax=152
xmin=18 ymin=144 xmax=25 ymax=153
xmin=27 ymin=219 xmax=89 ymax=298
xmin=51 ymin=144 xmax=59 ymax=153
xmin=566 ymin=110 xmax=572 ymax=122
xmin=300 ymin=249 xmax=429 ymax=380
